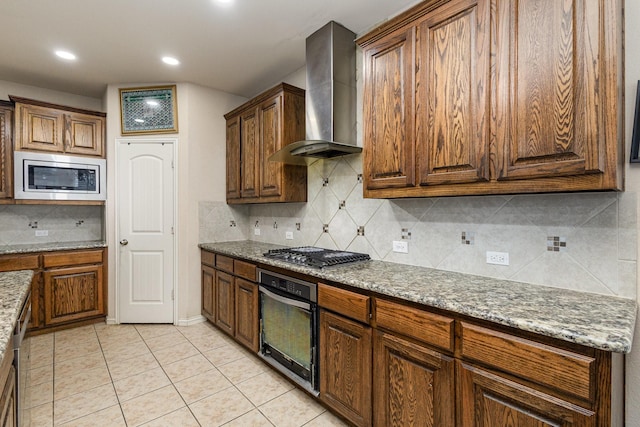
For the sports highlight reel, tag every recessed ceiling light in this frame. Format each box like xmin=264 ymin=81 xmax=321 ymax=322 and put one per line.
xmin=55 ymin=50 xmax=76 ymax=60
xmin=215 ymin=0 xmax=234 ymax=4
xmin=162 ymin=56 xmax=180 ymax=65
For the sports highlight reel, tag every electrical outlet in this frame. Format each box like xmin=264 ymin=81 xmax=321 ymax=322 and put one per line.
xmin=486 ymin=251 xmax=509 ymax=265
xmin=35 ymin=230 xmax=48 ymax=237
xmin=254 ymin=228 xmax=261 ymax=236
xmin=285 ymin=231 xmax=294 ymax=240
xmin=392 ymin=240 xmax=409 ymax=253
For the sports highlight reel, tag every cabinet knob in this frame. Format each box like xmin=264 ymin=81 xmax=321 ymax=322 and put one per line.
xmin=119 ymin=239 xmax=129 ymax=246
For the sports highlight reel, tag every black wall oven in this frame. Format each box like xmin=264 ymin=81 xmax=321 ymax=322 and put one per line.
xmin=258 ymin=269 xmax=318 ymax=395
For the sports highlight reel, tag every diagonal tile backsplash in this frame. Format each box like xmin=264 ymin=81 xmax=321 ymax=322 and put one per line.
xmin=200 ymin=154 xmax=637 ymax=299
xmin=0 ymin=205 xmax=104 ymax=249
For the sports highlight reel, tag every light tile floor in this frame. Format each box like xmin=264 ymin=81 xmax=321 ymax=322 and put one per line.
xmin=24 ymin=322 xmax=348 ymax=426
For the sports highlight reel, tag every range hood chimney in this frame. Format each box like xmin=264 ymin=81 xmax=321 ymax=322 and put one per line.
xmin=269 ymin=21 xmax=361 ymax=165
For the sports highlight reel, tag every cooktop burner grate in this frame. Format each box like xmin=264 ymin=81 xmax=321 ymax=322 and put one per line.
xmin=263 ymin=246 xmax=370 ymax=268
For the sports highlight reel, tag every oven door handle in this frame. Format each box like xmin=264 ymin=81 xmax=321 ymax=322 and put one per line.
xmin=259 ymin=286 xmax=311 ymax=311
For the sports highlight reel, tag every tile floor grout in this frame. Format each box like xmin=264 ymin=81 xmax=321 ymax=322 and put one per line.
xmin=24 ymin=322 xmax=347 ymax=426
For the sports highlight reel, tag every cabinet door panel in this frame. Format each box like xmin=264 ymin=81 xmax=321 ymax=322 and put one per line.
xmin=235 ymin=278 xmax=259 ymax=352
xmin=226 ymin=116 xmax=241 ymax=199
xmin=363 ymin=27 xmax=416 ymax=190
xmin=259 ymin=96 xmax=283 ymax=198
xmin=418 ymin=0 xmax=490 ymax=185
xmin=240 ymin=108 xmax=260 ymax=199
xmin=64 ymin=112 xmax=104 ymax=157
xmin=496 ymin=0 xmax=601 ymax=180
xmin=458 ymin=361 xmax=596 ymax=427
xmin=215 ymin=270 xmax=235 ymax=335
xmin=16 ymin=104 xmax=64 ymax=152
xmin=43 ymin=265 xmax=104 ymax=325
xmin=201 ymin=265 xmax=215 ymax=322
xmin=320 ymin=310 xmax=372 ymax=427
xmin=0 ymin=106 xmax=12 ymax=198
xmin=373 ymin=330 xmax=454 ymax=427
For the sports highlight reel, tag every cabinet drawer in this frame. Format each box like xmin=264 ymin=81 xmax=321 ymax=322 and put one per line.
xmin=0 ymin=255 xmax=39 ymax=272
xmin=201 ymin=250 xmax=215 ymax=267
xmin=375 ymin=298 xmax=454 ymax=352
xmin=215 ymin=255 xmax=234 ymax=273
xmin=43 ymin=249 xmax=103 ymax=268
xmin=318 ymin=284 xmax=370 ymax=324
xmin=459 ymin=322 xmax=595 ymax=401
xmin=234 ymin=260 xmax=256 ymax=282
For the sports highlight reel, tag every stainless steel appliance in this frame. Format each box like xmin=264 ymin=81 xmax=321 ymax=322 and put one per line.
xmin=258 ymin=269 xmax=319 ymax=394
xmin=13 ymin=293 xmax=31 ymax=427
xmin=14 ymin=151 xmax=106 ymax=200
xmin=263 ymin=246 xmax=370 ymax=268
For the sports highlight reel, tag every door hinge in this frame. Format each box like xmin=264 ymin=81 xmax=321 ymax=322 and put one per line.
xmin=171 ymin=289 xmax=175 ymax=300
xmin=171 ymin=160 xmax=174 ymax=169
xmin=171 ymin=226 xmax=174 ymax=235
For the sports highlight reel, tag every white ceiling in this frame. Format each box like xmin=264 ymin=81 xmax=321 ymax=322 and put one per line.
xmin=0 ymin=0 xmax=419 ymax=99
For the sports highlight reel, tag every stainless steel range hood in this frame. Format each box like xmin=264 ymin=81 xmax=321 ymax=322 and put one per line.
xmin=269 ymin=21 xmax=361 ymax=165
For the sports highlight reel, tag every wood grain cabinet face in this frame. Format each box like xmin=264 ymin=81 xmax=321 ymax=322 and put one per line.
xmin=362 ymin=27 xmax=416 ymax=190
xmin=373 ymin=330 xmax=455 ymax=427
xmin=225 ymin=116 xmax=241 ymax=200
xmin=214 ymin=270 xmax=235 ymax=336
xmin=319 ymin=309 xmax=372 ymax=427
xmin=234 ymin=278 xmax=259 ymax=352
xmin=240 ymin=107 xmax=260 ymax=199
xmin=64 ymin=112 xmax=104 ymax=157
xmin=0 ymin=106 xmax=13 ymax=199
xmin=43 ymin=264 xmax=104 ymax=326
xmin=201 ymin=264 xmax=215 ymax=323
xmin=457 ymin=361 xmax=596 ymax=426
xmin=224 ymin=83 xmax=306 ymax=204
xmin=14 ymin=101 xmax=105 ymax=158
xmin=494 ymin=0 xmax=607 ymax=182
xmin=417 ymin=0 xmax=490 ymax=186
xmin=357 ymin=0 xmax=623 ymax=197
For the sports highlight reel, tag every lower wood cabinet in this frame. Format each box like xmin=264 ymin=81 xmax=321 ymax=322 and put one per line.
xmin=319 ymin=309 xmax=372 ymax=427
xmin=0 ymin=338 xmax=15 ymax=427
xmin=43 ymin=264 xmax=104 ymax=325
xmin=201 ymin=264 xmax=215 ymax=323
xmin=458 ymin=361 xmax=596 ymax=426
xmin=235 ymin=278 xmax=259 ymax=352
xmin=0 ymin=248 xmax=107 ymax=334
xmin=214 ymin=270 xmax=235 ymax=336
xmin=200 ymin=250 xmax=258 ymax=352
xmin=373 ymin=330 xmax=455 ymax=427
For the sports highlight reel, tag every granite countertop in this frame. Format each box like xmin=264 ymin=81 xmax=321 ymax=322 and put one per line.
xmin=0 ymin=270 xmax=33 ymax=363
xmin=200 ymin=240 xmax=638 ymax=354
xmin=0 ymin=240 xmax=107 ymax=256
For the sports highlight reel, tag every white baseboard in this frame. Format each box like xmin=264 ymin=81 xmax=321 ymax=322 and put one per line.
xmin=105 ymin=317 xmax=118 ymax=325
xmin=176 ymin=315 xmax=206 ymax=327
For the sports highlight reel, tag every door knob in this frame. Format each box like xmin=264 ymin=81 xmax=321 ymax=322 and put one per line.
xmin=120 ymin=239 xmax=129 ymax=246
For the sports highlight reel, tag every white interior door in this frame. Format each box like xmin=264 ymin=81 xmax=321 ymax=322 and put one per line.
xmin=118 ymin=139 xmax=175 ymax=323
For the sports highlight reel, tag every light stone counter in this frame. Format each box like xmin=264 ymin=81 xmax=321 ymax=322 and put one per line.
xmin=0 ymin=270 xmax=33 ymax=363
xmin=0 ymin=240 xmax=107 ymax=255
xmin=200 ymin=240 xmax=637 ymax=353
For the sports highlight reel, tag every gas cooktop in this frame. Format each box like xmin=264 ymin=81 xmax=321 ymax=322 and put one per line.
xmin=263 ymin=246 xmax=371 ymax=268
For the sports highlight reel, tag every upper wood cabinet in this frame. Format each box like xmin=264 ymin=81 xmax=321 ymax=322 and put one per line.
xmin=224 ymin=83 xmax=307 ymax=204
xmin=0 ymin=103 xmax=13 ymax=199
xmin=357 ymin=0 xmax=624 ymax=198
xmin=11 ymin=96 xmax=105 ymax=158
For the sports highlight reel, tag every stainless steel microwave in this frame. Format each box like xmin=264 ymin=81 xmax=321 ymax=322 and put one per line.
xmin=14 ymin=151 xmax=106 ymax=201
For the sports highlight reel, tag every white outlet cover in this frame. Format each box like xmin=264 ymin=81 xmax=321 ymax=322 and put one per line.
xmin=254 ymin=228 xmax=261 ymax=236
xmin=285 ymin=231 xmax=294 ymax=240
xmin=486 ymin=251 xmax=509 ymax=266
xmin=392 ymin=240 xmax=409 ymax=253
xmin=35 ymin=230 xmax=49 ymax=237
